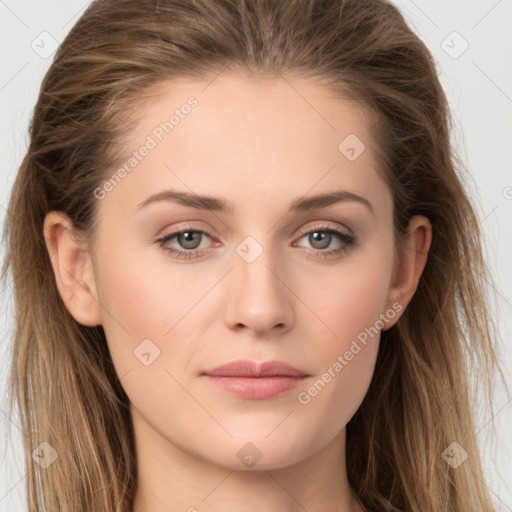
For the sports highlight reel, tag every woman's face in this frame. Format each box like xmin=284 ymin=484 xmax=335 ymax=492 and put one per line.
xmin=78 ymin=73 xmax=419 ymax=470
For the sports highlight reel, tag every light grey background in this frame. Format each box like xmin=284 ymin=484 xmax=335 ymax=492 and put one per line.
xmin=1 ymin=1 xmax=511 ymax=510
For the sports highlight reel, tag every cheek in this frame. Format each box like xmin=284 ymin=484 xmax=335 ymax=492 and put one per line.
xmin=294 ymin=237 xmax=394 ymax=345
xmin=94 ymin=225 xmax=394 ymax=384
xmin=85 ymin=228 xmax=394 ymax=469
xmin=92 ymin=247 xmax=215 ymax=440
xmin=293 ymin=340 xmax=379 ymax=455
xmin=290 ymin=276 xmax=387 ymax=447
xmin=289 ymin=242 xmax=393 ymax=422
xmin=91 ymin=240 xmax=182 ymax=370
xmin=92 ymin=237 xmax=229 ymax=385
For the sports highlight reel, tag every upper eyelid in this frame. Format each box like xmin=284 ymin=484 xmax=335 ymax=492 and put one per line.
xmin=157 ymin=223 xmax=354 ymax=246
xmin=298 ymin=223 xmax=352 ymax=236
xmin=159 ymin=223 xmax=350 ymax=238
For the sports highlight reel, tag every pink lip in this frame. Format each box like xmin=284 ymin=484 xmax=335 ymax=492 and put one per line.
xmin=201 ymin=360 xmax=309 ymax=400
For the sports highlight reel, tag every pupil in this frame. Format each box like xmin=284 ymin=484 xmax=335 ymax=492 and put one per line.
xmin=179 ymin=231 xmax=200 ymax=249
xmin=311 ymin=231 xmax=330 ymax=249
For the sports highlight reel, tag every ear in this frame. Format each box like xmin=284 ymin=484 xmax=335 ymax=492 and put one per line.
xmin=43 ymin=211 xmax=102 ymax=327
xmin=383 ymin=215 xmax=432 ymax=330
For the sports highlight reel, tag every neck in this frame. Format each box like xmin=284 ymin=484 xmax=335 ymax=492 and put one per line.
xmin=130 ymin=406 xmax=363 ymax=512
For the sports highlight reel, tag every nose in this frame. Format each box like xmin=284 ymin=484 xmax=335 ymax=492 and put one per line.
xmin=223 ymin=247 xmax=294 ymax=337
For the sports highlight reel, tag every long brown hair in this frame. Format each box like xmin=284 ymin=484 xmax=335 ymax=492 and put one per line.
xmin=2 ymin=0 xmax=508 ymax=510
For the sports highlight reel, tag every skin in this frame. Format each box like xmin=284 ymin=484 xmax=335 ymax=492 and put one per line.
xmin=44 ymin=72 xmax=432 ymax=512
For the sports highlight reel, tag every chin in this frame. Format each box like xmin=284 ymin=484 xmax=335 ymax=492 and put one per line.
xmin=193 ymin=435 xmax=317 ymax=472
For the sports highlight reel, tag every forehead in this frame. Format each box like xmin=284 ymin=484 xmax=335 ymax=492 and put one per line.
xmin=101 ymin=72 xmax=390 ymax=219
xmin=130 ymin=72 xmax=378 ymax=155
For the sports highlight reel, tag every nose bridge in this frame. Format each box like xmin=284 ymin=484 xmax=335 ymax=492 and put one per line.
xmin=224 ymin=235 xmax=293 ymax=334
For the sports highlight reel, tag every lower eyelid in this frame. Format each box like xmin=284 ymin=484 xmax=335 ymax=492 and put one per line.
xmin=157 ymin=227 xmax=355 ymax=256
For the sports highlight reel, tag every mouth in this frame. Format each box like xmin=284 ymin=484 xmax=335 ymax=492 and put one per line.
xmin=201 ymin=360 xmax=310 ymax=400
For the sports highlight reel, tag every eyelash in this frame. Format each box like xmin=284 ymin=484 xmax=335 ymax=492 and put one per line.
xmin=155 ymin=225 xmax=357 ymax=261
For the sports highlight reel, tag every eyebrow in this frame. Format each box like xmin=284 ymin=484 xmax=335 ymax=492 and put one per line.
xmin=135 ymin=188 xmax=374 ymax=215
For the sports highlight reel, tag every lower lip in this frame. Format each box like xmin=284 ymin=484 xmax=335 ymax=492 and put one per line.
xmin=203 ymin=375 xmax=306 ymax=400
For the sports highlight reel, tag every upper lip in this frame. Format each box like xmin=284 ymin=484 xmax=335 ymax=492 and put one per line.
xmin=202 ymin=360 xmax=309 ymax=378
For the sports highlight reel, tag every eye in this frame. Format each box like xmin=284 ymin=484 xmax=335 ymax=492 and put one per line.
xmin=155 ymin=223 xmax=357 ymax=261
xmin=293 ymin=225 xmax=356 ymax=258
xmin=156 ymin=229 xmax=213 ymax=260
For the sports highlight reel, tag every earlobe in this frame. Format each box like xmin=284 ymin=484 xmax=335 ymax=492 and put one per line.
xmin=383 ymin=215 xmax=432 ymax=330
xmin=43 ymin=211 xmax=102 ymax=327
